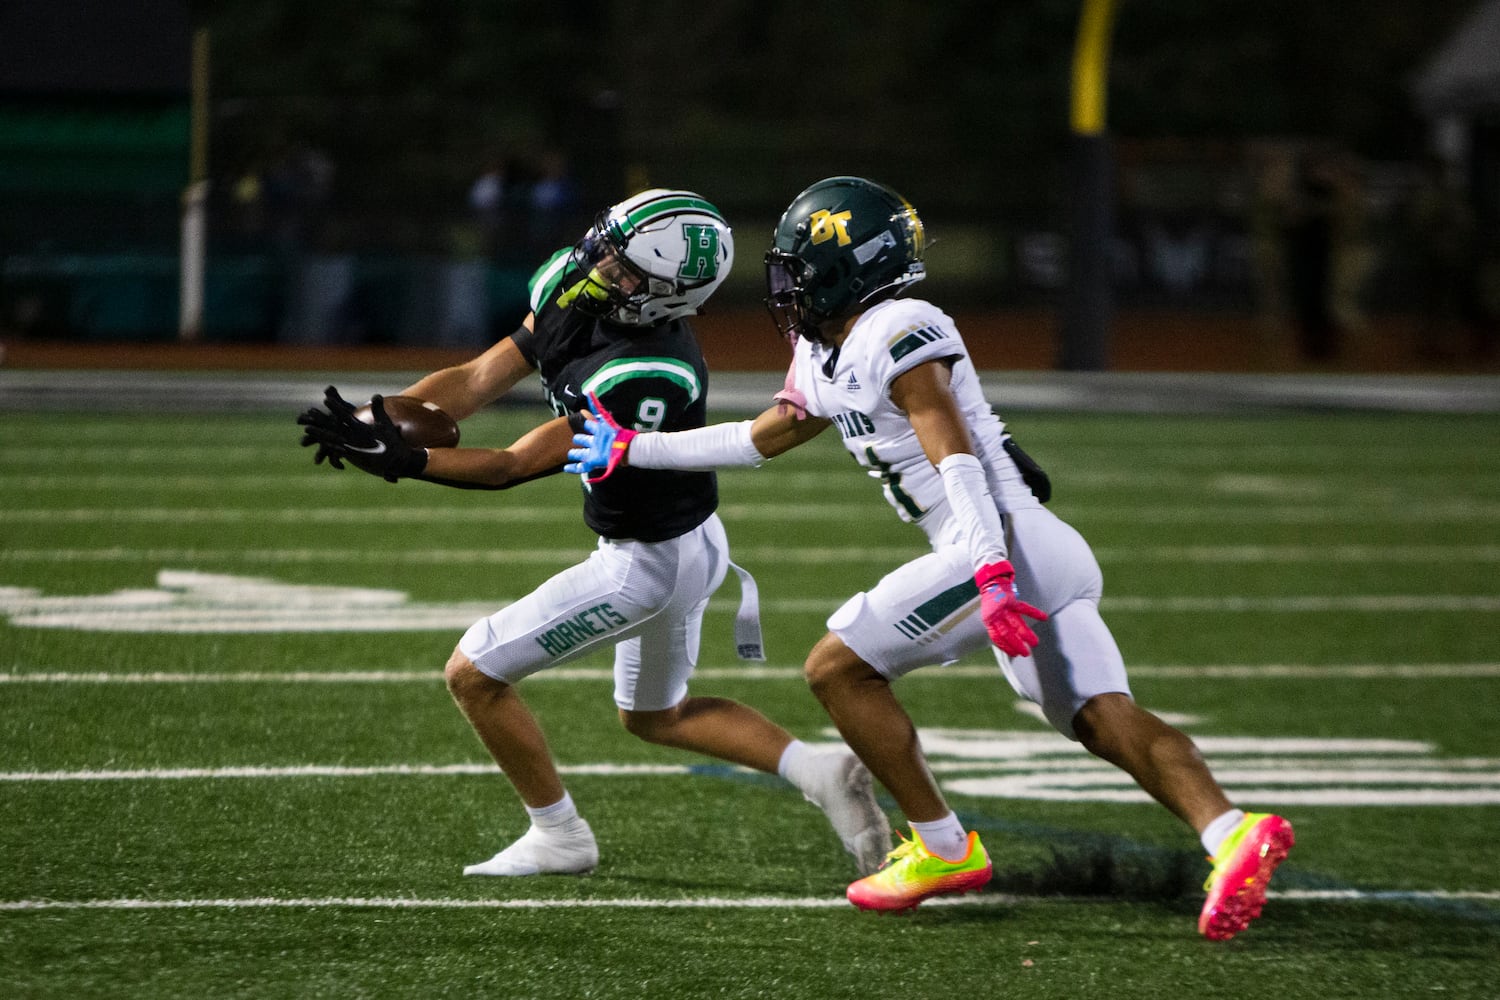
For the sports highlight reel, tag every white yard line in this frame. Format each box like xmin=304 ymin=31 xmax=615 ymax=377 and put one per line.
xmin=0 ymin=762 xmax=693 ymax=783
xmin=4 ymin=664 xmax=1500 ymax=684
xmin=1 ymin=889 xmax=1495 ymax=913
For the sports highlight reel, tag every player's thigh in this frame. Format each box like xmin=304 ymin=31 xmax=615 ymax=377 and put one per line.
xmin=993 ymin=509 xmax=1130 ymax=738
xmin=1000 ymin=597 xmax=1130 ymax=740
xmin=827 ymin=548 xmax=988 ymax=679
xmin=611 ymin=597 xmax=709 ymax=711
xmin=459 ymin=540 xmax=671 ymax=684
xmin=1005 ymin=508 xmax=1103 ymax=612
xmin=612 ymin=520 xmax=728 ymax=711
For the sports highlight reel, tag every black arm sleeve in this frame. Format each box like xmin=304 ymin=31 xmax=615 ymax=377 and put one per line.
xmin=509 ymin=324 xmax=539 ymax=367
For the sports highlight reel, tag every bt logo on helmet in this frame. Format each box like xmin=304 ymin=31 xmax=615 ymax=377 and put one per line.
xmin=808 ymin=209 xmax=853 ymax=246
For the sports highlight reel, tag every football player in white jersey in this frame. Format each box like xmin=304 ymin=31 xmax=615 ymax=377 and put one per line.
xmin=567 ymin=177 xmax=1294 ymax=939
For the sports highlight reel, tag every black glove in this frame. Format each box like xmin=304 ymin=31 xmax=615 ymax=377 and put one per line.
xmin=296 ymin=385 xmax=358 ymax=469
xmin=297 ymin=386 xmax=429 ymax=483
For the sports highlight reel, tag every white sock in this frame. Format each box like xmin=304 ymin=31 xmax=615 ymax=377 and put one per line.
xmin=1200 ymin=808 xmax=1246 ymax=857
xmin=776 ymin=739 xmax=811 ymax=784
xmin=910 ymin=813 xmax=968 ymax=861
xmin=526 ymin=791 xmax=582 ymax=830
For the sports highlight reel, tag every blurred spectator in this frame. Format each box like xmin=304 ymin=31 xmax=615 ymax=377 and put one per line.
xmin=1248 ymin=147 xmax=1295 ymax=358
xmin=263 ymin=140 xmax=336 ymax=252
xmin=469 ymin=154 xmax=522 ymax=258
xmin=229 ymin=158 xmax=268 ymax=245
xmin=1327 ymin=152 xmax=1374 ymax=337
xmin=1406 ymin=155 xmax=1480 ymax=362
xmin=260 ymin=140 xmax=337 ymax=342
xmin=527 ymin=148 xmax=581 ymax=252
xmin=1143 ymin=212 xmax=1211 ymax=297
xmin=1285 ymin=152 xmax=1341 ymax=363
xmin=469 ymin=158 xmax=510 ymax=220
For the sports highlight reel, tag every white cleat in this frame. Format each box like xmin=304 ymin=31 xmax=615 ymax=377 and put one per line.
xmin=462 ymin=820 xmax=599 ymax=877
xmin=798 ymin=750 xmax=893 ymax=876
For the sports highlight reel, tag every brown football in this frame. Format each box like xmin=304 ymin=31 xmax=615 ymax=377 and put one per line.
xmin=354 ymin=395 xmax=461 ymax=448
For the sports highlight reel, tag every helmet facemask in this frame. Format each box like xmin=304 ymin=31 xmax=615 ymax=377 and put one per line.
xmin=764 ymin=248 xmax=826 ymax=345
xmin=566 ymin=225 xmax=672 ymax=326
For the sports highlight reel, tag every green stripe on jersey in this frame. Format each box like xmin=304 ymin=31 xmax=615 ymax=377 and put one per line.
xmin=529 ymin=249 xmax=573 ymax=313
xmin=582 ymin=357 xmax=702 ymax=403
xmin=912 ymin=578 xmax=979 ymax=628
xmin=888 ymin=324 xmax=948 ymax=362
xmin=892 ymin=577 xmax=979 ymax=640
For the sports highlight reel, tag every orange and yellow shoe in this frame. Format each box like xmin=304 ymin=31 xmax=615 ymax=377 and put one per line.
xmin=1199 ymin=812 xmax=1295 ymax=940
xmin=846 ymin=829 xmax=992 ymax=913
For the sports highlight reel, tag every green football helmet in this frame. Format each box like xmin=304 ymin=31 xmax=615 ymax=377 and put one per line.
xmin=764 ymin=176 xmax=926 ymax=343
xmin=568 ymin=188 xmax=734 ymax=327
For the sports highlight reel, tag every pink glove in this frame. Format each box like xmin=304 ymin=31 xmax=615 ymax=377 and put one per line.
xmin=976 ymin=560 xmax=1048 ymax=657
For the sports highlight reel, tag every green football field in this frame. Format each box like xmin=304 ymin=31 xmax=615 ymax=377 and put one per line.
xmin=2 ymin=395 xmax=1498 ymax=998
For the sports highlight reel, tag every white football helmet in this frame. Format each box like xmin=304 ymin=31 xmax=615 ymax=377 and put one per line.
xmin=568 ymin=189 xmax=734 ymax=326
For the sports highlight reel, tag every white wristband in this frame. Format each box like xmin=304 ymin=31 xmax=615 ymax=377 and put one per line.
xmin=938 ymin=452 xmax=1007 ymax=571
xmin=628 ymin=420 xmax=764 ymax=471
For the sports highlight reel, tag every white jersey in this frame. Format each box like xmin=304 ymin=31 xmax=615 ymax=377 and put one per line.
xmin=791 ymin=298 xmax=1042 ymax=550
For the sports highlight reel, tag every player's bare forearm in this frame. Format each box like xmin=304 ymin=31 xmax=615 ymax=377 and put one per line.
xmin=423 ymin=415 xmax=572 ymax=487
xmin=748 ymin=405 xmax=830 ymax=458
xmin=401 ymin=331 xmax=535 ymax=420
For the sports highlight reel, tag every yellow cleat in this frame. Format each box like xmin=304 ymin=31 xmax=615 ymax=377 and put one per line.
xmin=846 ymin=829 xmax=992 ymax=913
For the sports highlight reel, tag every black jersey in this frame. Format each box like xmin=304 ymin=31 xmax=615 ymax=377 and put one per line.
xmin=511 ymin=248 xmax=717 ymax=543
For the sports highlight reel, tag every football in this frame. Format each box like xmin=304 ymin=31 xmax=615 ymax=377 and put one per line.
xmin=354 ymin=395 xmax=461 ymax=448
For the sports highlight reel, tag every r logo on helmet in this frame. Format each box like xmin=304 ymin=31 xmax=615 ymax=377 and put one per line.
xmin=678 ymin=224 xmax=722 ymax=280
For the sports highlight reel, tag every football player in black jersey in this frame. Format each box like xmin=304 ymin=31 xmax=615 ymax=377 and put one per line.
xmin=298 ymin=189 xmax=890 ymax=878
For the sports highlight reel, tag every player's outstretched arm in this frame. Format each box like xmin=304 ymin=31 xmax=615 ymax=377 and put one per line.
xmin=398 ymin=324 xmax=536 ymax=420
xmin=746 ymin=404 xmax=831 ymax=459
xmin=566 ymin=397 xmax=829 ymax=481
xmin=422 ymin=414 xmax=575 ymax=490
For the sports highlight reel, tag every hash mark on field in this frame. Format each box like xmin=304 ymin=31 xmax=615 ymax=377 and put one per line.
xmin=8 ymin=734 xmax=1499 ymax=806
xmin=2 ymin=568 xmax=1499 ymax=636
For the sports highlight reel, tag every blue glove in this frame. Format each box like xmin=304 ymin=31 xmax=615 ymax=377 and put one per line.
xmin=565 ymin=393 xmax=636 ymax=483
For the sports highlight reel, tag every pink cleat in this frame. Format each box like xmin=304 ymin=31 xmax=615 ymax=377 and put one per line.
xmin=1199 ymin=813 xmax=1295 ymax=940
